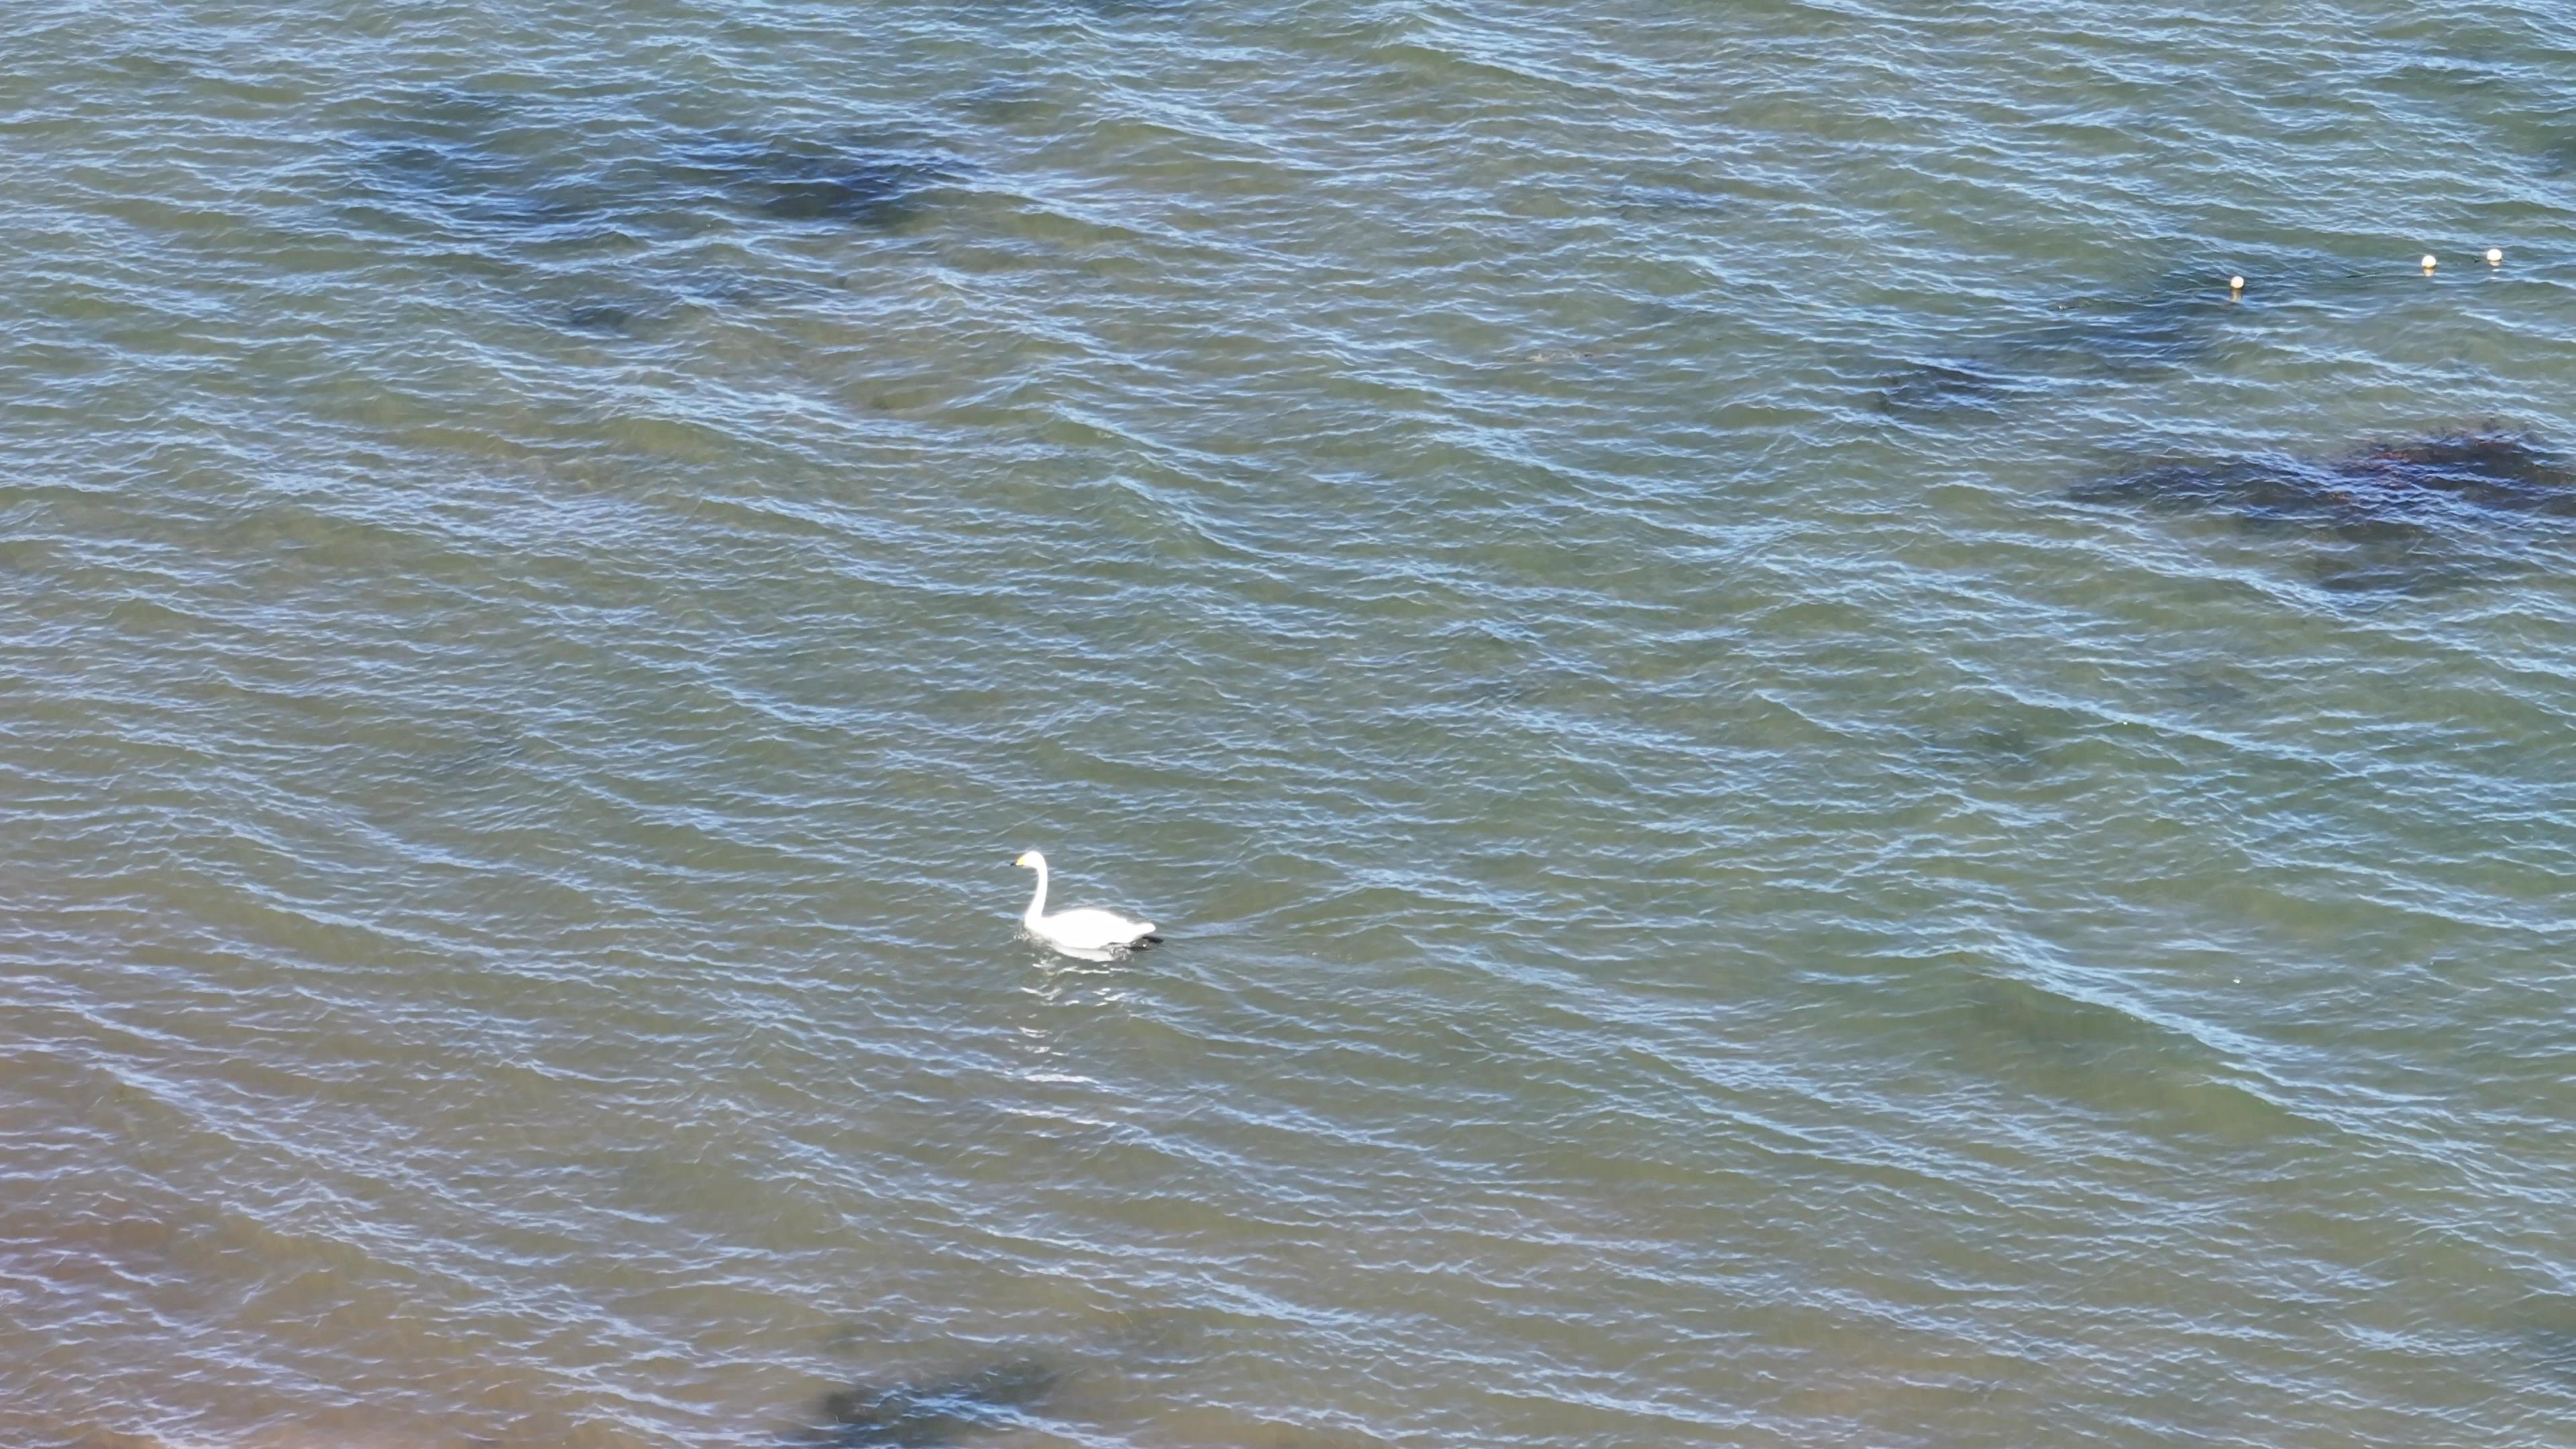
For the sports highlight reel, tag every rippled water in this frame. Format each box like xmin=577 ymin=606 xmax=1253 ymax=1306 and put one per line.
xmin=5 ymin=1 xmax=2575 ymax=1445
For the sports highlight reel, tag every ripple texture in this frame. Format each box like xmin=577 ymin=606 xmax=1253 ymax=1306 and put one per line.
xmin=3 ymin=1 xmax=2575 ymax=1446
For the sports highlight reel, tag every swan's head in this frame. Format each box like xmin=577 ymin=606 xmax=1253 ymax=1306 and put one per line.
xmin=1014 ymin=850 xmax=1046 ymax=870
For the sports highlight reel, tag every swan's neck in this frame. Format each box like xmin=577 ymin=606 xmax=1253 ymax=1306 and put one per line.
xmin=1023 ymin=863 xmax=1050 ymax=924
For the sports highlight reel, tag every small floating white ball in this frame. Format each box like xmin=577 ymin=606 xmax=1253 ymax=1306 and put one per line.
xmin=2228 ymin=274 xmax=2245 ymax=291
xmin=2421 ymin=253 xmax=2438 ymax=271
xmin=2487 ymin=247 xmax=2505 ymax=265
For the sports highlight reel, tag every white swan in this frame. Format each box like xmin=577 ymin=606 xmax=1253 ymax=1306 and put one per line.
xmin=1014 ymin=850 xmax=1160 ymax=957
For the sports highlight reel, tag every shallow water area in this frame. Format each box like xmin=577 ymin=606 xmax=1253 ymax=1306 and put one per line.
xmin=4 ymin=1 xmax=2575 ymax=1446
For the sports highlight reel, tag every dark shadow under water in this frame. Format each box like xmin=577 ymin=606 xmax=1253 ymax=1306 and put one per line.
xmin=1957 ymin=975 xmax=2317 ymax=1147
xmin=794 ymin=1356 xmax=1061 ymax=1448
xmin=663 ymin=133 xmax=957 ymax=227
xmin=1874 ymin=256 xmax=2472 ymax=417
xmin=2070 ymin=428 xmax=2576 ymax=592
xmin=350 ymin=90 xmax=959 ymax=244
xmin=340 ymin=90 xmax=961 ymax=337
xmin=1878 ymin=279 xmax=2240 ymax=415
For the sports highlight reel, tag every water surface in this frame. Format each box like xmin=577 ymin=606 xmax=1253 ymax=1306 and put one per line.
xmin=4 ymin=1 xmax=2574 ymax=1446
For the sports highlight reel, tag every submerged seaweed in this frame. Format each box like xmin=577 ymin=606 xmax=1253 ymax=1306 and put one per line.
xmin=2071 ymin=429 xmax=2576 ymax=591
xmin=357 ymin=134 xmax=596 ymax=239
xmin=2074 ymin=430 xmax=2576 ymax=525
xmin=1878 ymin=359 xmax=2023 ymax=415
xmin=340 ymin=94 xmax=960 ymax=339
xmin=559 ymin=301 xmax=641 ymax=334
xmin=1879 ymin=283 xmax=2234 ymax=414
xmin=798 ymin=1357 xmax=1061 ymax=1448
xmin=667 ymin=134 xmax=956 ymax=226
xmin=1878 ymin=251 xmax=2485 ymax=417
xmin=349 ymin=93 xmax=957 ymax=246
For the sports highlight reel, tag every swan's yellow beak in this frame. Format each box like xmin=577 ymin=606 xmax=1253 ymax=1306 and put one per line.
xmin=1013 ymin=852 xmax=1030 ymax=867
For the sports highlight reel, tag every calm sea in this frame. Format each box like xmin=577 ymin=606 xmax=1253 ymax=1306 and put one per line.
xmin=3 ymin=1 xmax=2573 ymax=1445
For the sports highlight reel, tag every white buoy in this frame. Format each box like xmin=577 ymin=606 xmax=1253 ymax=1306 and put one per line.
xmin=2487 ymin=247 xmax=2504 ymax=265
xmin=2229 ymin=274 xmax=2245 ymax=293
xmin=2421 ymin=253 xmax=2438 ymax=272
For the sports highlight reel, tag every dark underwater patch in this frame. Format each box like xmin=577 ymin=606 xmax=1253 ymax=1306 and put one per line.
xmin=356 ymin=132 xmax=601 ymax=240
xmin=2071 ymin=428 xmax=2576 ymax=592
xmin=1955 ymin=975 xmax=2320 ymax=1145
xmin=1878 ymin=283 xmax=2234 ymax=414
xmin=1967 ymin=975 xmax=2178 ymax=1062
xmin=347 ymin=93 xmax=959 ymax=248
xmin=796 ymin=1356 xmax=1061 ymax=1448
xmin=1915 ymin=721 xmax=2054 ymax=782
xmin=667 ymin=134 xmax=957 ymax=227
xmin=2072 ymin=430 xmax=2576 ymax=524
xmin=1873 ymin=251 xmax=2477 ymax=418
xmin=1607 ymin=180 xmax=1729 ymax=215
xmin=339 ymin=95 xmax=961 ymax=341
xmin=411 ymin=720 xmax=530 ymax=782
xmin=1877 ymin=359 xmax=2023 ymax=415
xmin=560 ymin=302 xmax=639 ymax=334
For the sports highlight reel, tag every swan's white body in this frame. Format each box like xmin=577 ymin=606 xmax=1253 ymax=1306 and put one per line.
xmin=1014 ymin=851 xmax=1158 ymax=957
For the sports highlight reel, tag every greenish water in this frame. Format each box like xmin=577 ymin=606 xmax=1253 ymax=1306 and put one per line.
xmin=3 ymin=1 xmax=2573 ymax=1445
